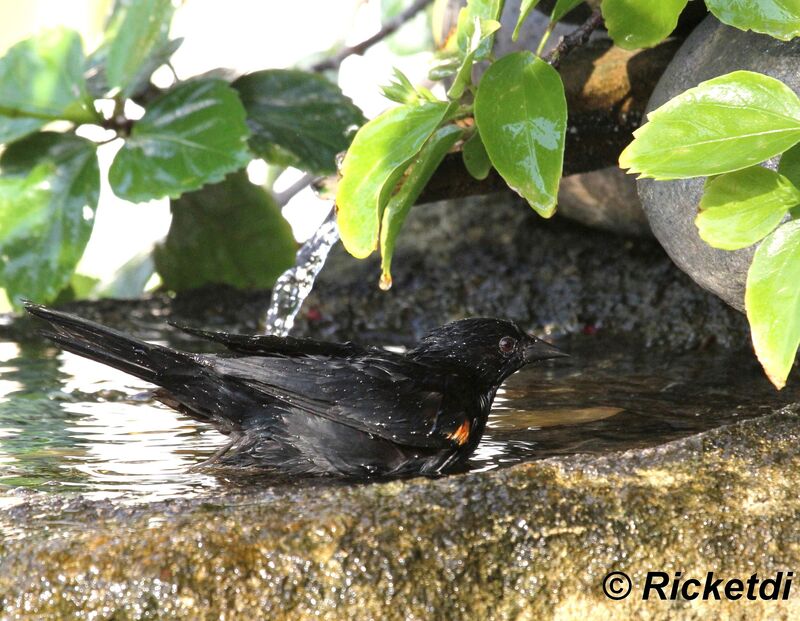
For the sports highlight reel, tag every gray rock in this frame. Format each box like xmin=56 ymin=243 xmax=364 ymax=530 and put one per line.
xmin=558 ymin=167 xmax=651 ymax=237
xmin=638 ymin=16 xmax=800 ymax=311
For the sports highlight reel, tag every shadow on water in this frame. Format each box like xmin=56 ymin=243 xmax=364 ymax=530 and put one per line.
xmin=0 ymin=327 xmax=797 ymax=503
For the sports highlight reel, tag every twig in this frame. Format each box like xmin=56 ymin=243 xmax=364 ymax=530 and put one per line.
xmin=543 ymin=9 xmax=604 ymax=69
xmin=275 ymin=172 xmax=319 ymax=207
xmin=312 ymin=0 xmax=432 ymax=72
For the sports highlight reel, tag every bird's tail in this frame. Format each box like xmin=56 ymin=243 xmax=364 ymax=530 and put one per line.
xmin=24 ymin=302 xmax=198 ymax=384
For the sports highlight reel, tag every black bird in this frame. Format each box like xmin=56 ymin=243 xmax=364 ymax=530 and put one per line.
xmin=24 ymin=302 xmax=566 ymax=477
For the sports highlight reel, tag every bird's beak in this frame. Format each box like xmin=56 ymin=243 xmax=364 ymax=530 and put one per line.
xmin=524 ymin=338 xmax=568 ymax=362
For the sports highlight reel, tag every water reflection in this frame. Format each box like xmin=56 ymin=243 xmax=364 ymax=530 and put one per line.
xmin=471 ymin=336 xmax=792 ymax=470
xmin=0 ymin=329 xmax=797 ymax=501
xmin=0 ymin=339 xmax=225 ymax=503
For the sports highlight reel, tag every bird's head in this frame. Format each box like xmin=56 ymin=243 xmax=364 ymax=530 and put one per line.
xmin=408 ymin=318 xmax=566 ymax=388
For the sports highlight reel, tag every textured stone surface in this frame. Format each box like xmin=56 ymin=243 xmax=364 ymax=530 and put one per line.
xmin=2 ymin=406 xmax=800 ymax=620
xmin=638 ymin=16 xmax=800 ymax=311
xmin=296 ymin=194 xmax=746 ymax=350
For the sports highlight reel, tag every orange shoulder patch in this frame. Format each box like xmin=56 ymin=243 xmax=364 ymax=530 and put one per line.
xmin=448 ymin=420 xmax=471 ymax=446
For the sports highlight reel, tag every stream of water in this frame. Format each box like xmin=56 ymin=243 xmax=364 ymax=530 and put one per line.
xmin=263 ymin=207 xmax=340 ymax=336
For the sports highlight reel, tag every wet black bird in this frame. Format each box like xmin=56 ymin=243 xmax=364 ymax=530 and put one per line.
xmin=24 ymin=302 xmax=566 ymax=477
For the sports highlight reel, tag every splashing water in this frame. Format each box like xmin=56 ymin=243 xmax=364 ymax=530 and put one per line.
xmin=263 ymin=207 xmax=340 ymax=336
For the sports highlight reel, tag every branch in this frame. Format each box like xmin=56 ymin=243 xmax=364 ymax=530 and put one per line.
xmin=312 ymin=0 xmax=432 ymax=72
xmin=275 ymin=172 xmax=318 ymax=208
xmin=543 ymin=9 xmax=604 ymax=69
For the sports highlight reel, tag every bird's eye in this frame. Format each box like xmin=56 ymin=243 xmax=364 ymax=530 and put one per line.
xmin=498 ymin=336 xmax=516 ymax=354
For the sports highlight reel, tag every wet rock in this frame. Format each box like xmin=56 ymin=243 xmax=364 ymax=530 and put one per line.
xmin=2 ymin=405 xmax=800 ymax=620
xmin=295 ymin=194 xmax=746 ymax=350
xmin=558 ymin=167 xmax=651 ymax=237
xmin=638 ymin=16 xmax=800 ymax=311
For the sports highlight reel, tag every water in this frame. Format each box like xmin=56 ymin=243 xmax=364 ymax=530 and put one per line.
xmin=0 ymin=325 xmax=795 ymax=504
xmin=263 ymin=207 xmax=340 ymax=336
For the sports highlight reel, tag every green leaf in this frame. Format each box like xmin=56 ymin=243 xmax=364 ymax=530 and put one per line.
xmin=233 ymin=69 xmax=364 ymax=176
xmin=379 ymin=124 xmax=463 ymax=289
xmin=0 ymin=117 xmax=45 ymax=146
xmin=696 ymin=166 xmax=800 ymax=250
xmin=456 ymin=0 xmax=504 ymax=60
xmin=746 ymin=219 xmax=800 ymax=389
xmin=428 ymin=53 xmax=462 ymax=81
xmin=89 ymin=38 xmax=183 ymax=99
xmin=0 ymin=132 xmax=99 ymax=305
xmin=109 ymin=79 xmax=251 ymax=202
xmin=513 ymin=0 xmax=542 ymax=42
xmin=619 ymin=71 xmax=800 ymax=181
xmin=337 ymin=101 xmax=452 ymax=258
xmin=448 ymin=18 xmax=501 ymax=100
xmin=382 ymin=67 xmax=422 ymax=104
xmin=779 ymin=143 xmax=800 ymax=189
xmin=706 ymin=0 xmax=800 ymax=42
xmin=100 ymin=251 xmax=155 ymax=298
xmin=475 ymin=51 xmax=566 ymax=217
xmin=551 ymin=0 xmax=585 ymax=23
xmin=462 ymin=129 xmax=492 ymax=180
xmin=53 ymin=273 xmax=101 ymax=304
xmin=602 ymin=0 xmax=688 ymax=50
xmin=0 ymin=29 xmax=96 ymax=124
xmin=155 ymin=171 xmax=296 ymax=291
xmin=104 ymin=0 xmax=176 ymax=97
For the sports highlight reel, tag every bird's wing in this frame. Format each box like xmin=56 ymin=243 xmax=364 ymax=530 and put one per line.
xmin=171 ymin=324 xmax=369 ymax=358
xmin=210 ymin=354 xmax=472 ymax=449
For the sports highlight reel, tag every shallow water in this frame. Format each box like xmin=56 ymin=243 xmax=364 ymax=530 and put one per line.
xmin=0 ymin=328 xmax=795 ymax=504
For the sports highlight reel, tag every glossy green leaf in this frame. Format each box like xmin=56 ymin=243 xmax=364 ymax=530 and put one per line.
xmin=456 ymin=0 xmax=504 ymax=60
xmin=462 ymin=129 xmax=492 ymax=180
xmin=746 ymin=219 xmax=800 ymax=389
xmin=706 ymin=0 xmax=800 ymax=42
xmin=448 ymin=18 xmax=500 ymax=99
xmin=109 ymin=79 xmax=251 ymax=203
xmin=780 ymin=145 xmax=800 ymax=220
xmin=620 ymin=71 xmax=800 ymax=181
xmin=104 ymin=0 xmax=175 ymax=97
xmin=379 ymin=124 xmax=462 ymax=289
xmin=512 ymin=0 xmax=542 ymax=42
xmin=155 ymin=171 xmax=296 ymax=291
xmin=551 ymin=0 xmax=585 ymax=22
xmin=475 ymin=51 xmax=566 ymax=217
xmin=779 ymin=143 xmax=800 ymax=189
xmin=0 ymin=133 xmax=99 ymax=305
xmin=0 ymin=117 xmax=45 ymax=146
xmin=602 ymin=0 xmax=688 ymax=50
xmin=337 ymin=101 xmax=452 ymax=258
xmin=89 ymin=38 xmax=183 ymax=99
xmin=696 ymin=166 xmax=800 ymax=250
xmin=233 ymin=69 xmax=364 ymax=175
xmin=0 ymin=29 xmax=95 ymax=123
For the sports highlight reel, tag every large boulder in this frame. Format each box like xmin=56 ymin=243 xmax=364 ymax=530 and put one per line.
xmin=638 ymin=16 xmax=800 ymax=311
